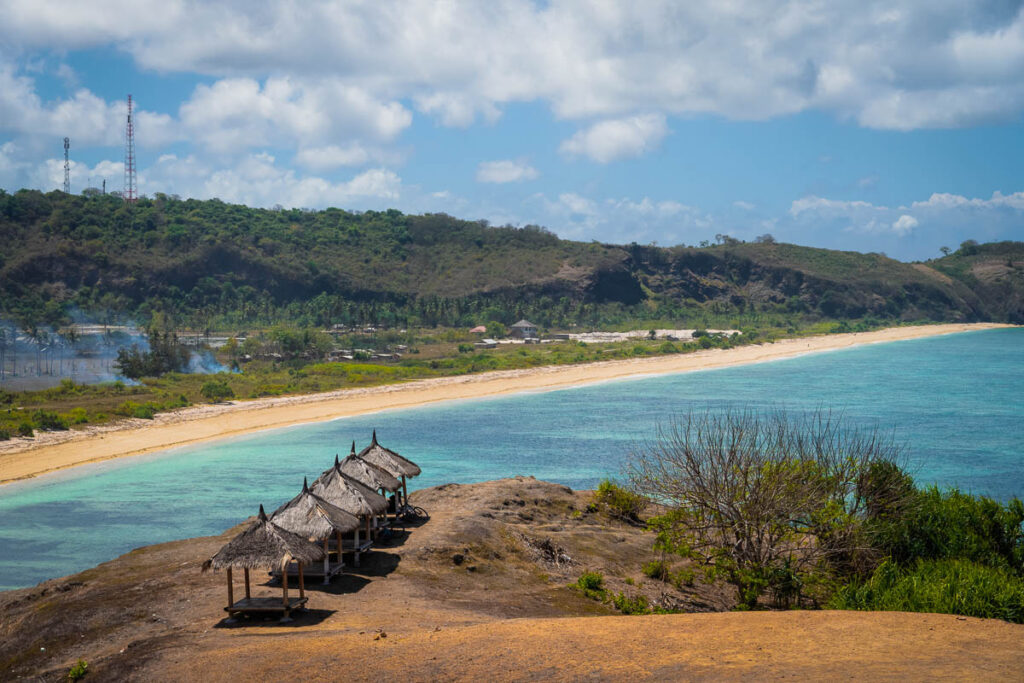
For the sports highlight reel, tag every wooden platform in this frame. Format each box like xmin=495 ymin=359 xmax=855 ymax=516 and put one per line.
xmin=225 ymin=596 xmax=307 ymax=616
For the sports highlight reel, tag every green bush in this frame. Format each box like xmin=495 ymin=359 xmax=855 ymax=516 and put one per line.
xmin=611 ymin=591 xmax=651 ymax=614
xmin=17 ymin=421 xmax=33 ymax=437
xmin=67 ymin=658 xmax=88 ymax=681
xmin=0 ymin=427 xmax=10 ymax=440
xmin=831 ymin=558 xmax=1024 ymax=623
xmin=672 ymin=568 xmax=696 ymax=588
xmin=200 ymin=380 xmax=235 ymax=402
xmin=31 ymin=409 xmax=69 ymax=431
xmin=642 ymin=559 xmax=670 ymax=581
xmin=574 ymin=571 xmax=607 ymax=600
xmin=869 ymin=487 xmax=1024 ymax=574
xmin=593 ymin=480 xmax=646 ymax=522
xmin=65 ymin=407 xmax=90 ymax=425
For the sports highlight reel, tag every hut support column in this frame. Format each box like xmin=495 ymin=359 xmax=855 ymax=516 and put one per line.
xmin=322 ymin=538 xmax=330 ymax=584
xmin=365 ymin=516 xmax=371 ymax=542
xmin=280 ymin=559 xmax=292 ymax=623
xmin=335 ymin=530 xmax=344 ymax=570
xmin=354 ymin=527 xmax=361 ymax=567
xmin=298 ymin=562 xmax=305 ymax=599
xmin=244 ymin=568 xmax=251 ymax=599
xmin=402 ymin=475 xmax=408 ymax=511
xmin=226 ymin=567 xmax=234 ymax=608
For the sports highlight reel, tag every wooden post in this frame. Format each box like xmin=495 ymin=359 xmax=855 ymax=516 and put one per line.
xmin=282 ymin=559 xmax=289 ymax=607
xmin=243 ymin=568 xmax=251 ymax=599
xmin=226 ymin=567 xmax=234 ymax=608
xmin=322 ymin=537 xmax=330 ymax=584
xmin=354 ymin=527 xmax=360 ymax=567
xmin=336 ymin=530 xmax=344 ymax=569
xmin=365 ymin=515 xmax=371 ymax=539
xmin=298 ymin=562 xmax=305 ymax=599
xmin=402 ymin=475 xmax=409 ymax=510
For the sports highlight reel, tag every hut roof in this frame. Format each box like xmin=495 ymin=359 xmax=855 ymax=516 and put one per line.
xmin=511 ymin=319 xmax=537 ymax=328
xmin=357 ymin=430 xmax=421 ymax=478
xmin=270 ymin=479 xmax=362 ymax=539
xmin=339 ymin=442 xmax=401 ymax=492
xmin=203 ymin=504 xmax=325 ymax=571
xmin=310 ymin=456 xmax=389 ymax=515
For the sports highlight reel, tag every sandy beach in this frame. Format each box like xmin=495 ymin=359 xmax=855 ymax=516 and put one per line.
xmin=0 ymin=323 xmax=1010 ymax=485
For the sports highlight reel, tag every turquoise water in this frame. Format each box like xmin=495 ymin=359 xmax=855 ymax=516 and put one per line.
xmin=0 ymin=328 xmax=1020 ymax=591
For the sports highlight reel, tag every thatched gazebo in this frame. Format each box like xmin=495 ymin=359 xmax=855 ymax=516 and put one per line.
xmin=203 ymin=504 xmax=324 ymax=622
xmin=270 ymin=478 xmax=361 ymax=583
xmin=357 ymin=430 xmax=421 ymax=510
xmin=311 ymin=457 xmax=388 ymax=562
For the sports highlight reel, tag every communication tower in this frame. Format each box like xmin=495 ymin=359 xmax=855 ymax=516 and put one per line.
xmin=63 ymin=137 xmax=70 ymax=194
xmin=123 ymin=95 xmax=137 ymax=204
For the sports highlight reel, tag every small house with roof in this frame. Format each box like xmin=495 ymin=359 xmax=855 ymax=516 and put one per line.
xmin=509 ymin=319 xmax=539 ymax=339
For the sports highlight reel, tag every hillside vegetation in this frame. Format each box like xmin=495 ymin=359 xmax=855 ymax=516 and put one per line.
xmin=2 ymin=189 xmax=1022 ymax=330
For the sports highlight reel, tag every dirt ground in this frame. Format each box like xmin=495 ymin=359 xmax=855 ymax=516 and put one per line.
xmin=2 ymin=477 xmax=1021 ymax=681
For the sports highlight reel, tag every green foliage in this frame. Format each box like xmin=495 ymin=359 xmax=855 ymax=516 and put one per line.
xmin=642 ymin=559 xmax=670 ymax=581
xmin=574 ymin=571 xmax=607 ymax=601
xmin=611 ymin=591 xmax=651 ymax=615
xmin=592 ymin=479 xmax=646 ymax=522
xmin=867 ymin=487 xmax=1024 ymax=574
xmin=200 ymin=380 xmax=235 ymax=402
xmin=16 ymin=421 xmax=33 ymax=437
xmin=1 ymin=190 xmax=1018 ymax=332
xmin=115 ymin=329 xmax=191 ymax=379
xmin=0 ymin=427 xmax=10 ymax=440
xmin=457 ymin=343 xmax=474 ymax=353
xmin=830 ymin=559 xmax=1024 ymax=623
xmin=31 ymin=409 xmax=68 ymax=431
xmin=67 ymin=659 xmax=88 ymax=681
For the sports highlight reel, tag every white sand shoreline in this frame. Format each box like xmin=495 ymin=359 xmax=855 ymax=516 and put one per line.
xmin=0 ymin=323 xmax=1013 ymax=486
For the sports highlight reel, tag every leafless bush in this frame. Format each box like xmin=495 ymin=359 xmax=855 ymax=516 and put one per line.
xmin=627 ymin=408 xmax=906 ymax=607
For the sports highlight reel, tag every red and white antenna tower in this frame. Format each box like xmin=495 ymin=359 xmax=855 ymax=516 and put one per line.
xmin=123 ymin=94 xmax=137 ymax=204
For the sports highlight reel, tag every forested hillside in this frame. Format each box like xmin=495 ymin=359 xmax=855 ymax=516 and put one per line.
xmin=1 ymin=189 xmax=1021 ymax=330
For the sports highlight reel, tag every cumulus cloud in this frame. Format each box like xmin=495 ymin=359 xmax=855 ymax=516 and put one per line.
xmin=6 ymin=1 xmax=1024 ymax=129
xmin=144 ymin=153 xmax=402 ymax=209
xmin=476 ymin=159 xmax=538 ymax=183
xmin=560 ymin=114 xmax=668 ymax=163
xmin=178 ymin=77 xmax=411 ymax=153
xmin=533 ymin=191 xmax=708 ymax=243
xmin=891 ymin=214 xmax=919 ymax=235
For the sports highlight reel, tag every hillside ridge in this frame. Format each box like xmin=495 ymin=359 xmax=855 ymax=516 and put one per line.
xmin=2 ymin=189 xmax=1022 ymax=329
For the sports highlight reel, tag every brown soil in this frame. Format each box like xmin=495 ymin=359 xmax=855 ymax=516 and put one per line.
xmin=2 ymin=478 xmax=1021 ymax=681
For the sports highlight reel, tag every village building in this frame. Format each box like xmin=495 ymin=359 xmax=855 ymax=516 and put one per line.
xmin=509 ymin=319 xmax=539 ymax=339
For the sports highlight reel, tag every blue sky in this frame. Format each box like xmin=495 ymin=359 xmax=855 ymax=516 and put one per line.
xmin=2 ymin=1 xmax=1023 ymax=260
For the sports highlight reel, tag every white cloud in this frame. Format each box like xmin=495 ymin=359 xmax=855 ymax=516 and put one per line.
xmin=178 ymin=77 xmax=411 ymax=153
xmin=560 ymin=114 xmax=668 ymax=163
xmin=476 ymin=159 xmax=538 ymax=183
xmin=891 ymin=214 xmax=919 ymax=235
xmin=144 ymin=153 xmax=402 ymax=209
xmin=789 ymin=196 xmax=877 ymax=216
xmin=7 ymin=2 xmax=1024 ymax=129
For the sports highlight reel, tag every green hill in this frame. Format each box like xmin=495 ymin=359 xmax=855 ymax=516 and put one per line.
xmin=1 ymin=189 xmax=1021 ymax=330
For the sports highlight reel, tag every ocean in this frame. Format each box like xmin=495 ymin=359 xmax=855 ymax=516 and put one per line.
xmin=0 ymin=327 xmax=1020 ymax=591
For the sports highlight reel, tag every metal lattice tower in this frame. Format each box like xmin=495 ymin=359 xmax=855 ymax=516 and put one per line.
xmin=63 ymin=137 xmax=70 ymax=194
xmin=123 ymin=95 xmax=137 ymax=204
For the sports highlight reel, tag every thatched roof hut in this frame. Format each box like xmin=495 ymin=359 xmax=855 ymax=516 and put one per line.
xmin=203 ymin=504 xmax=325 ymax=621
xmin=340 ymin=442 xmax=401 ymax=493
xmin=358 ymin=430 xmax=421 ymax=478
xmin=310 ymin=458 xmax=389 ymax=517
xmin=204 ymin=504 xmax=325 ymax=572
xmin=270 ymin=478 xmax=361 ymax=539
